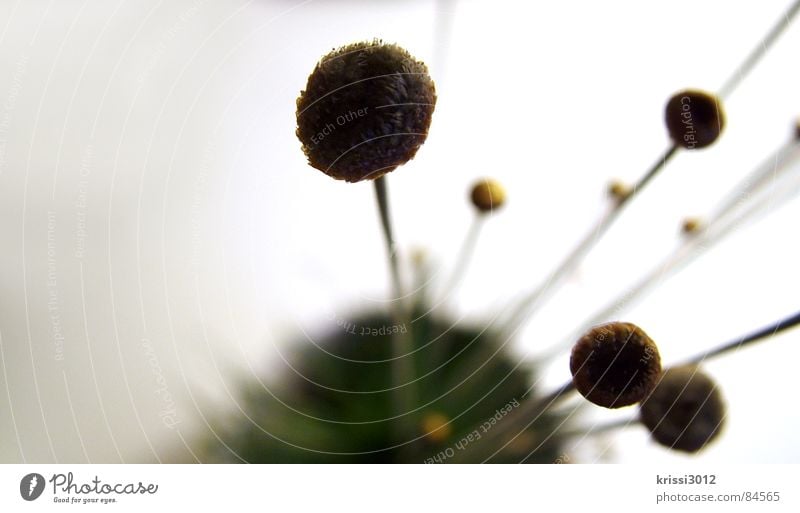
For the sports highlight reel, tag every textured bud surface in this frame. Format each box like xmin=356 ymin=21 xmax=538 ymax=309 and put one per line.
xmin=640 ymin=365 xmax=726 ymax=453
xmin=296 ymin=40 xmax=437 ymax=182
xmin=570 ymin=322 xmax=662 ymax=408
xmin=665 ymin=89 xmax=724 ymax=149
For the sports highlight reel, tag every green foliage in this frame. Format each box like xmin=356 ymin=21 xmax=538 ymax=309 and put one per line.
xmin=203 ymin=308 xmax=567 ymax=463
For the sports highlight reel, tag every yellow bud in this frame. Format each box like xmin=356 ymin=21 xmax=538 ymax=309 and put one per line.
xmin=470 ymin=178 xmax=506 ymax=213
xmin=421 ymin=412 xmax=452 ymax=443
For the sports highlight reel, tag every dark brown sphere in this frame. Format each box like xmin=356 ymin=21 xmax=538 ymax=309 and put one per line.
xmin=470 ymin=178 xmax=506 ymax=212
xmin=570 ymin=322 xmax=662 ymax=409
xmin=639 ymin=365 xmax=726 ymax=453
xmin=296 ymin=40 xmax=437 ymax=182
xmin=665 ymin=89 xmax=724 ymax=149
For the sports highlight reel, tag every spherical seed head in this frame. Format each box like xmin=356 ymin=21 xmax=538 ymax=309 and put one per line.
xmin=665 ymin=89 xmax=725 ymax=149
xmin=470 ymin=178 xmax=506 ymax=213
xmin=296 ymin=40 xmax=437 ymax=183
xmin=570 ymin=322 xmax=662 ymax=409
xmin=421 ymin=412 xmax=452 ymax=443
xmin=639 ymin=365 xmax=726 ymax=453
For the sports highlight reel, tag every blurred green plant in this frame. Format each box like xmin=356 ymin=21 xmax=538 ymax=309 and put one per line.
xmin=203 ymin=308 xmax=565 ymax=463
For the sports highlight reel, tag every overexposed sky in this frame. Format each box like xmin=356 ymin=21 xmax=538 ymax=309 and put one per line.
xmin=0 ymin=0 xmax=799 ymax=463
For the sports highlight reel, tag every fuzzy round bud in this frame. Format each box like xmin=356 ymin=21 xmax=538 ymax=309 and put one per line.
xmin=420 ymin=412 xmax=452 ymax=443
xmin=607 ymin=180 xmax=632 ymax=203
xmin=639 ymin=366 xmax=726 ymax=453
xmin=665 ymin=89 xmax=725 ymax=149
xmin=470 ymin=178 xmax=506 ymax=213
xmin=296 ymin=40 xmax=437 ymax=182
xmin=570 ymin=322 xmax=662 ymax=409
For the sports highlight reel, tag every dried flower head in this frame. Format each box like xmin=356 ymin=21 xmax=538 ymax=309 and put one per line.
xmin=570 ymin=322 xmax=662 ymax=408
xmin=665 ymin=89 xmax=725 ymax=149
xmin=470 ymin=178 xmax=506 ymax=212
xmin=639 ymin=365 xmax=726 ymax=453
xmin=296 ymin=40 xmax=437 ymax=182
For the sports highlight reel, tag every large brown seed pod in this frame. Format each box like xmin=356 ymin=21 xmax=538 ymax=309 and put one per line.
xmin=296 ymin=40 xmax=437 ymax=182
xmin=639 ymin=365 xmax=726 ymax=453
xmin=570 ymin=322 xmax=662 ymax=409
xmin=664 ymin=89 xmax=725 ymax=149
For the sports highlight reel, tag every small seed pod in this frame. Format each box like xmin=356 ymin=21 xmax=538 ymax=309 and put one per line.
xmin=570 ymin=322 xmax=662 ymax=409
xmin=681 ymin=217 xmax=703 ymax=235
xmin=296 ymin=40 xmax=437 ymax=182
xmin=639 ymin=365 xmax=726 ymax=453
xmin=420 ymin=412 xmax=452 ymax=443
xmin=664 ymin=89 xmax=724 ymax=149
xmin=607 ymin=180 xmax=632 ymax=204
xmin=470 ymin=178 xmax=506 ymax=212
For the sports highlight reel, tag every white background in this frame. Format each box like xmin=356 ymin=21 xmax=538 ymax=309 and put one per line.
xmin=0 ymin=0 xmax=799 ymax=464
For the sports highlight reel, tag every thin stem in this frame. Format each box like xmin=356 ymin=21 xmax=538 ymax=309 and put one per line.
xmin=718 ymin=0 xmax=800 ymax=99
xmin=449 ymin=380 xmax=576 ymax=462
xmin=374 ymin=176 xmax=405 ymax=301
xmin=438 ymin=214 xmax=484 ymax=303
xmin=684 ymin=309 xmax=800 ymax=366
xmin=503 ymin=0 xmax=799 ymax=335
xmin=458 ymin=308 xmax=800 ymax=461
xmin=559 ymin=417 xmax=638 ymax=439
xmin=504 ymin=144 xmax=679 ymax=334
xmin=373 ymin=176 xmax=416 ymax=445
xmin=534 ymin=139 xmax=800 ymax=363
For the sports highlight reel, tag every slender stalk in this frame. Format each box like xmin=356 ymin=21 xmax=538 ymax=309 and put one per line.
xmin=374 ymin=176 xmax=405 ymax=302
xmin=503 ymin=1 xmax=800 ymax=335
xmin=683 ymin=309 xmax=800 ymax=366
xmin=718 ymin=0 xmax=800 ymax=99
xmin=559 ymin=417 xmax=637 ymax=439
xmin=438 ymin=214 xmax=484 ymax=303
xmin=373 ymin=176 xmax=416 ymax=445
xmin=534 ymin=139 xmax=800 ymax=363
xmin=457 ymin=308 xmax=800 ymax=461
xmin=449 ymin=380 xmax=576 ymax=462
xmin=503 ymin=144 xmax=678 ymax=334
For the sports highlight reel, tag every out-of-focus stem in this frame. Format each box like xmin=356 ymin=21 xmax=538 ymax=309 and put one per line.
xmin=503 ymin=144 xmax=679 ymax=334
xmin=683 ymin=309 xmax=800 ymax=366
xmin=717 ymin=0 xmax=800 ymax=99
xmin=438 ymin=214 xmax=484 ymax=303
xmin=373 ymin=176 xmax=416 ymax=446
